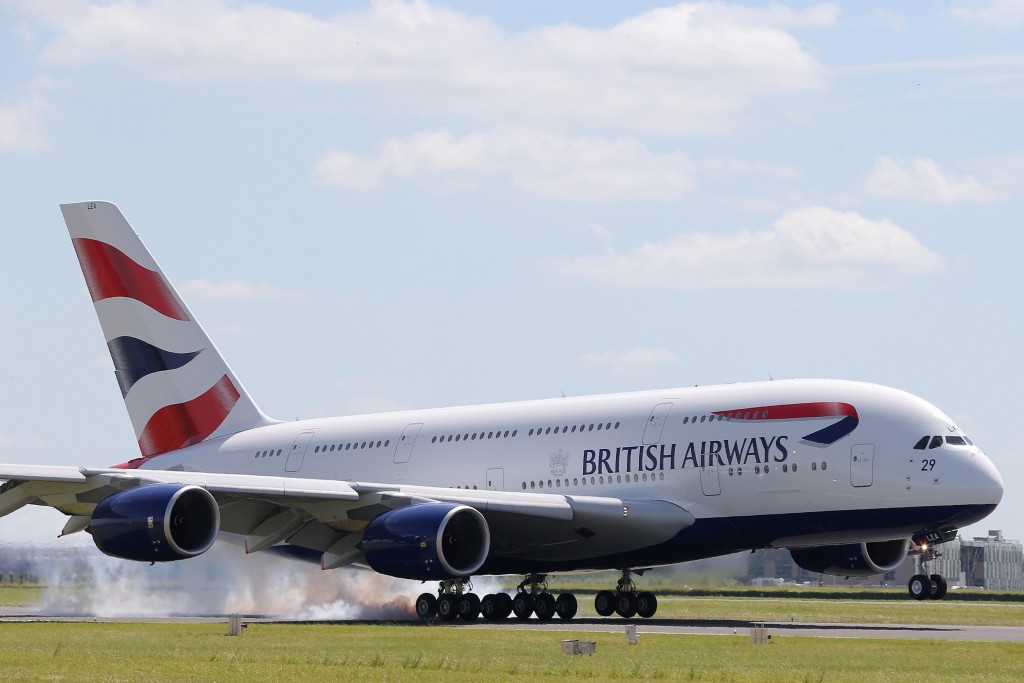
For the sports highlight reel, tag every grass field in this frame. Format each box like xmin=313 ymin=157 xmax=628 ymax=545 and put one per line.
xmin=1 ymin=622 xmax=1023 ymax=683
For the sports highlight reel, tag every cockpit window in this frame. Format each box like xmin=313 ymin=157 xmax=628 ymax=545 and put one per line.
xmin=913 ymin=436 xmax=929 ymax=450
xmin=945 ymin=436 xmax=968 ymax=446
xmin=928 ymin=436 xmax=943 ymax=449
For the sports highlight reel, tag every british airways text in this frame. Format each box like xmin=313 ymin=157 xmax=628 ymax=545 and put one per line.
xmin=582 ymin=436 xmax=789 ymax=475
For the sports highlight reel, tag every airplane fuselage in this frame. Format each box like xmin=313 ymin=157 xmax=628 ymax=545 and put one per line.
xmin=145 ymin=378 xmax=1001 ymax=574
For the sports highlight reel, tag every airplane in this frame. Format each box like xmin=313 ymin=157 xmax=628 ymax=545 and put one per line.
xmin=0 ymin=201 xmax=1004 ymax=620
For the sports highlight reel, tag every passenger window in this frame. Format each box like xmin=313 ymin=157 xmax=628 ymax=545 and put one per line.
xmin=928 ymin=436 xmax=942 ymax=449
xmin=913 ymin=436 xmax=929 ymax=450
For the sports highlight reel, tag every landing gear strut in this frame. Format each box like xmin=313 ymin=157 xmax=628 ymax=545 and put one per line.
xmin=595 ymin=568 xmax=658 ymax=618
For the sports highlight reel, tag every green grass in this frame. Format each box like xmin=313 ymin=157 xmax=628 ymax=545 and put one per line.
xmin=652 ymin=596 xmax=1024 ymax=626
xmin=0 ymin=623 xmax=1022 ymax=682
xmin=0 ymin=585 xmax=44 ymax=607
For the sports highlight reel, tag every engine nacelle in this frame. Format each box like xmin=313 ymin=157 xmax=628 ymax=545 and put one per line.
xmin=790 ymin=539 xmax=910 ymax=577
xmin=362 ymin=503 xmax=490 ymax=580
xmin=90 ymin=483 xmax=220 ymax=562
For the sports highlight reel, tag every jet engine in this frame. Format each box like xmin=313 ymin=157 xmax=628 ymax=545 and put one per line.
xmin=362 ymin=503 xmax=490 ymax=580
xmin=789 ymin=539 xmax=910 ymax=577
xmin=90 ymin=483 xmax=220 ymax=562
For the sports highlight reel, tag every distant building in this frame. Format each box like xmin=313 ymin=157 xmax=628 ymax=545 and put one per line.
xmin=961 ymin=531 xmax=1024 ymax=591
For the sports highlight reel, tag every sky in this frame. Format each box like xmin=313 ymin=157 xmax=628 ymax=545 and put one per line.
xmin=0 ymin=0 xmax=1022 ymax=549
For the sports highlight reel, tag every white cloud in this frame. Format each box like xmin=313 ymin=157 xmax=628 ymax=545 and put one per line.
xmin=0 ymin=96 xmax=50 ymax=152
xmin=13 ymin=0 xmax=831 ymax=134
xmin=582 ymin=347 xmax=680 ymax=375
xmin=313 ymin=128 xmax=695 ymax=200
xmin=953 ymin=0 xmax=1024 ymax=28
xmin=557 ymin=206 xmax=942 ymax=290
xmin=182 ymin=279 xmax=304 ymax=302
xmin=865 ymin=157 xmax=1000 ymax=204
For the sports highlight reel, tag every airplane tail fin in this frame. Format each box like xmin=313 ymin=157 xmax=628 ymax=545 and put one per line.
xmin=60 ymin=201 xmax=277 ymax=464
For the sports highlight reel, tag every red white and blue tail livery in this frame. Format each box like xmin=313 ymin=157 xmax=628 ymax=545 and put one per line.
xmin=0 ymin=202 xmax=1005 ymax=618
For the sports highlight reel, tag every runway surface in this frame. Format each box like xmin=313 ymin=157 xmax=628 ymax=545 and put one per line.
xmin=2 ymin=609 xmax=1022 ymax=642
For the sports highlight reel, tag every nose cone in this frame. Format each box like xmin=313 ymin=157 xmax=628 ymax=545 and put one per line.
xmin=974 ymin=450 xmax=1005 ymax=507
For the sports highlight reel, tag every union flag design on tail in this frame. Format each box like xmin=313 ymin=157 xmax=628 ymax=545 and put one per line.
xmin=61 ymin=201 xmax=275 ymax=466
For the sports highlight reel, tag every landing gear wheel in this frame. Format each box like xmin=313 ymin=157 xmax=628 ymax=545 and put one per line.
xmin=929 ymin=574 xmax=948 ymax=600
xmin=636 ymin=591 xmax=658 ymax=618
xmin=457 ymin=593 xmax=481 ymax=621
xmin=437 ymin=594 xmax=459 ymax=621
xmin=555 ymin=593 xmax=578 ymax=620
xmin=595 ymin=590 xmax=615 ymax=617
xmin=481 ymin=594 xmax=500 ymax=621
xmin=615 ymin=592 xmax=638 ymax=618
xmin=512 ymin=593 xmax=535 ymax=620
xmin=496 ymin=592 xmax=513 ymax=619
xmin=415 ymin=593 xmax=437 ymax=620
xmin=908 ymin=574 xmax=932 ymax=600
xmin=533 ymin=592 xmax=556 ymax=621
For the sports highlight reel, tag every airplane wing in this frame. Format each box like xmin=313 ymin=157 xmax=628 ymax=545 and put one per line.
xmin=0 ymin=465 xmax=694 ymax=570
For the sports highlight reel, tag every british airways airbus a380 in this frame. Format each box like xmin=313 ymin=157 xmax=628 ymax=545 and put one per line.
xmin=0 ymin=202 xmax=1003 ymax=620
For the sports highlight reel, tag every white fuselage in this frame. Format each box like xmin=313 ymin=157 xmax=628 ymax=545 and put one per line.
xmin=142 ymin=378 xmax=1002 ymax=572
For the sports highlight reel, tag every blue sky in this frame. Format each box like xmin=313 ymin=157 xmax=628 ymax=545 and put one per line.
xmin=1 ymin=0 xmax=1022 ymax=546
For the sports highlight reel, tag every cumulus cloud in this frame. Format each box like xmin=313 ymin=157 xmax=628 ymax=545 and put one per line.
xmin=182 ymin=279 xmax=305 ymax=301
xmin=11 ymin=0 xmax=831 ymax=134
xmin=865 ymin=157 xmax=1000 ymax=204
xmin=582 ymin=347 xmax=680 ymax=375
xmin=557 ymin=206 xmax=941 ymax=290
xmin=313 ymin=129 xmax=695 ymax=200
xmin=0 ymin=96 xmax=50 ymax=151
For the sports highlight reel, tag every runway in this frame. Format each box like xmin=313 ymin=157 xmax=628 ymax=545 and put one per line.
xmin=3 ymin=609 xmax=1023 ymax=642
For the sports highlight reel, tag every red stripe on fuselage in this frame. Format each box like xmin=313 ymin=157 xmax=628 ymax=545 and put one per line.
xmin=136 ymin=374 xmax=240 ymax=458
xmin=72 ymin=238 xmax=188 ymax=321
xmin=714 ymin=402 xmax=857 ymax=422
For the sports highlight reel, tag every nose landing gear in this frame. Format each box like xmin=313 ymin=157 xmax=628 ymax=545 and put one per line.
xmin=908 ymin=543 xmax=949 ymax=600
xmin=908 ymin=573 xmax=948 ymax=600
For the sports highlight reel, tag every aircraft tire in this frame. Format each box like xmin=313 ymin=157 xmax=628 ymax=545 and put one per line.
xmin=636 ymin=591 xmax=658 ymax=618
xmin=555 ymin=593 xmax=578 ymax=620
xmin=533 ymin=592 xmax=556 ymax=621
xmin=480 ymin=594 xmax=500 ymax=620
xmin=908 ymin=574 xmax=932 ymax=600
xmin=496 ymin=592 xmax=514 ymax=618
xmin=415 ymin=593 xmax=437 ymax=620
xmin=458 ymin=593 xmax=481 ymax=621
xmin=594 ymin=590 xmax=615 ymax=617
xmin=929 ymin=574 xmax=948 ymax=600
xmin=615 ymin=592 xmax=638 ymax=618
xmin=512 ymin=593 xmax=535 ymax=620
xmin=437 ymin=595 xmax=459 ymax=621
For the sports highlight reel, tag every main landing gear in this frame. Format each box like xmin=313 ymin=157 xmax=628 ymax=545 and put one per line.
xmin=414 ymin=569 xmax=660 ymax=621
xmin=594 ymin=568 xmax=658 ymax=618
xmin=510 ymin=573 xmax=578 ymax=621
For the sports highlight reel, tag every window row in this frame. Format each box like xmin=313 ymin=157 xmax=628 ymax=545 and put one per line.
xmin=254 ymin=449 xmax=283 ymax=458
xmin=521 ymin=472 xmax=666 ymax=491
xmin=527 ymin=422 xmax=621 ymax=436
xmin=726 ymin=461 xmax=827 ymax=476
xmin=313 ymin=440 xmax=390 ymax=454
xmin=432 ymin=430 xmax=517 ymax=444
